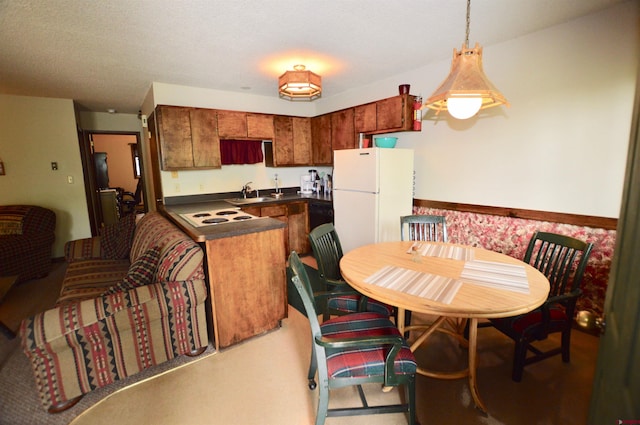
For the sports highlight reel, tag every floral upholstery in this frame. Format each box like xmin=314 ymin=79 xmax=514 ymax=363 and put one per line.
xmin=19 ymin=211 xmax=208 ymax=412
xmin=415 ymin=206 xmax=615 ymax=317
xmin=0 ymin=205 xmax=56 ymax=283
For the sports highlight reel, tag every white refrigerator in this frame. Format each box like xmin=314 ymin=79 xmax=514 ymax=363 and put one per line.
xmin=332 ymin=147 xmax=414 ymax=253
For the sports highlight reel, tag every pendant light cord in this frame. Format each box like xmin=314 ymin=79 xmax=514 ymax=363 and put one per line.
xmin=465 ymin=0 xmax=471 ymax=48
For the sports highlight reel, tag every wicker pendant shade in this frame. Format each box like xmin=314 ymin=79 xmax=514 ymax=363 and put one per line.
xmin=423 ymin=0 xmax=509 ymax=119
xmin=424 ymin=42 xmax=509 ymax=118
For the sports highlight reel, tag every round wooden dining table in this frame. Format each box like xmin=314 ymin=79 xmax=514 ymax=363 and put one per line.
xmin=339 ymin=241 xmax=550 ymax=413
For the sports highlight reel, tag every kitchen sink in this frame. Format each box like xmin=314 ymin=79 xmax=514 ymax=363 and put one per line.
xmin=225 ymin=197 xmax=270 ymax=205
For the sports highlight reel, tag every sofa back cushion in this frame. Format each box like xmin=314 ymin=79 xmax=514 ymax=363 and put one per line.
xmin=101 ymin=213 xmax=136 ymax=259
xmin=130 ymin=212 xmax=204 ymax=282
xmin=103 ymin=246 xmax=161 ymax=295
xmin=0 ymin=205 xmax=56 ymax=236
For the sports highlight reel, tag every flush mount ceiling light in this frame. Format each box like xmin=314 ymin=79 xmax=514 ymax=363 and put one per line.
xmin=424 ymin=0 xmax=509 ymax=119
xmin=278 ymin=64 xmax=322 ymax=101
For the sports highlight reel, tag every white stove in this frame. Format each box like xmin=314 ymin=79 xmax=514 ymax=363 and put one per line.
xmin=180 ymin=208 xmax=263 ymax=227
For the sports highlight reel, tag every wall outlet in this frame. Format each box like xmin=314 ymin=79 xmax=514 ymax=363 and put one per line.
xmin=67 ymin=175 xmax=74 ymax=184
xmin=51 ymin=162 xmax=58 ymax=170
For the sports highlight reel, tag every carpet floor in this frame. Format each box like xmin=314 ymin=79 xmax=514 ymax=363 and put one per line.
xmin=0 ymin=262 xmax=600 ymax=425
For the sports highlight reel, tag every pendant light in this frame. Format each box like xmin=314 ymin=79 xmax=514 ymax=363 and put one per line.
xmin=424 ymin=0 xmax=509 ymax=119
xmin=278 ymin=65 xmax=322 ymax=101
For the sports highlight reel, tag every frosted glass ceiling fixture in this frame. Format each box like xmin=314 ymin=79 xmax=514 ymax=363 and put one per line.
xmin=278 ymin=64 xmax=322 ymax=101
xmin=424 ymin=0 xmax=509 ymax=119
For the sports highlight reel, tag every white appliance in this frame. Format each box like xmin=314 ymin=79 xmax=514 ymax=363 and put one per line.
xmin=333 ymin=147 xmax=414 ymax=253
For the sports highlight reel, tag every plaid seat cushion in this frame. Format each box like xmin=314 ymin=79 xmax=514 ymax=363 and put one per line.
xmin=327 ymin=294 xmax=394 ymax=316
xmin=64 ymin=237 xmax=102 ymax=262
xmin=320 ymin=312 xmax=416 ymax=378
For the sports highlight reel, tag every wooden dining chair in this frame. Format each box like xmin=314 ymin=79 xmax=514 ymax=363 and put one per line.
xmin=287 ymin=251 xmax=417 ymax=425
xmin=400 ymin=214 xmax=449 ymax=334
xmin=487 ymin=231 xmax=594 ymax=382
xmin=308 ymin=223 xmax=394 ymax=321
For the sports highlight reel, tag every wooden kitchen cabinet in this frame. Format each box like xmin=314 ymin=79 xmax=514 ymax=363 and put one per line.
xmin=270 ymin=116 xmax=312 ymax=166
xmin=155 ymin=105 xmax=221 ymax=170
xmin=217 ymin=110 xmax=247 ymax=138
xmin=246 ymin=113 xmax=274 ymax=139
xmin=330 ymin=108 xmax=358 ymax=151
xmin=217 ymin=111 xmax=275 ymax=139
xmin=205 ymin=227 xmax=286 ymax=350
xmin=311 ymin=114 xmax=332 ymax=165
xmin=354 ymin=94 xmax=418 ymax=135
xmin=242 ymin=201 xmax=309 ymax=255
xmin=354 ymin=102 xmax=377 ymax=133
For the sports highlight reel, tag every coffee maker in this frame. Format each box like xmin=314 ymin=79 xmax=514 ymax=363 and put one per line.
xmin=300 ymin=169 xmax=318 ymax=194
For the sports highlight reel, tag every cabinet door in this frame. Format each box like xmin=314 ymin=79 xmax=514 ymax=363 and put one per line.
xmin=292 ymin=117 xmax=312 ymax=165
xmin=287 ymin=201 xmax=309 ymax=254
xmin=156 ymin=105 xmax=194 ymax=169
xmin=217 ymin=110 xmax=247 ymax=138
xmin=247 ymin=113 xmax=274 ymax=139
xmin=190 ymin=108 xmax=221 ymax=168
xmin=273 ymin=115 xmax=294 ymax=165
xmin=311 ymin=114 xmax=332 ymax=165
xmin=354 ymin=102 xmax=377 ymax=133
xmin=330 ymin=108 xmax=357 ymax=151
xmin=376 ymin=95 xmax=412 ymax=132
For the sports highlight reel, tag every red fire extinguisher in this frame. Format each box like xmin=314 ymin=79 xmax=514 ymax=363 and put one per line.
xmin=413 ymin=96 xmax=422 ymax=131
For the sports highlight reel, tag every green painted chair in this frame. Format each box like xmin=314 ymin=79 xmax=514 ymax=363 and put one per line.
xmin=487 ymin=231 xmax=594 ymax=382
xmin=287 ymin=251 xmax=417 ymax=425
xmin=308 ymin=223 xmax=394 ymax=321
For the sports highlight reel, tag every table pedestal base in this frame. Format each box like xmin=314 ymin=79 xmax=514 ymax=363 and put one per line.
xmin=399 ymin=310 xmax=487 ymax=414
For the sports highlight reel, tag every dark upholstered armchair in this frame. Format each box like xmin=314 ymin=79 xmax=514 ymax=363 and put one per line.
xmin=0 ymin=205 xmax=55 ymax=282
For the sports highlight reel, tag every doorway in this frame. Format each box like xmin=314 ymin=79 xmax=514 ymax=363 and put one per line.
xmin=78 ymin=130 xmax=146 ymax=235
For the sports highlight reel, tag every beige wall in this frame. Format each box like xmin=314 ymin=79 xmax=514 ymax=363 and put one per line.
xmin=0 ymin=95 xmax=91 ymax=257
xmin=145 ymin=2 xmax=638 ymax=218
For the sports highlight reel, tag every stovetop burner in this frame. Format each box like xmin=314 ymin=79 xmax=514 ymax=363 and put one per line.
xmin=180 ymin=208 xmax=263 ymax=227
xmin=202 ymin=217 xmax=229 ymax=224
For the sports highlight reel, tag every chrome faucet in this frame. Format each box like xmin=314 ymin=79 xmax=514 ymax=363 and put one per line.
xmin=242 ymin=182 xmax=253 ymax=199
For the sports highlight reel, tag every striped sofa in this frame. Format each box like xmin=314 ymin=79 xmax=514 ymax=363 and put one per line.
xmin=19 ymin=211 xmax=209 ymax=413
xmin=0 ymin=205 xmax=56 ymax=283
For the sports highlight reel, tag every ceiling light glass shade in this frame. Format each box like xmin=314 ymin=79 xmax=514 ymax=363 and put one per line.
xmin=278 ymin=65 xmax=322 ymax=101
xmin=424 ymin=43 xmax=509 ymax=119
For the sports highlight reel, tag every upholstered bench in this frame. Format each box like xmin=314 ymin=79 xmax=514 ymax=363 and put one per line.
xmin=19 ymin=211 xmax=209 ymax=413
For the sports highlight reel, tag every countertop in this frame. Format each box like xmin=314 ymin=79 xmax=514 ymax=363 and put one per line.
xmin=164 ymin=188 xmax=332 ymax=243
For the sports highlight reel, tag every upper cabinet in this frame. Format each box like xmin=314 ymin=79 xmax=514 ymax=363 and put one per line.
xmin=267 ymin=116 xmax=312 ymax=166
xmin=217 ymin=111 xmax=275 ymax=139
xmin=311 ymin=114 xmax=332 ymax=165
xmin=156 ymin=105 xmax=221 ymax=170
xmin=330 ymin=108 xmax=358 ymax=151
xmin=354 ymin=94 xmax=417 ymax=135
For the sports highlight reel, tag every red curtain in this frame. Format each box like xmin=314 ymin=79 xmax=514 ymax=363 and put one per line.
xmin=220 ymin=140 xmax=264 ymax=165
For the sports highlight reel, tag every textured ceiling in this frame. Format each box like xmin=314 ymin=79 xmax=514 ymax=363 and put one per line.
xmin=0 ymin=0 xmax=627 ymax=113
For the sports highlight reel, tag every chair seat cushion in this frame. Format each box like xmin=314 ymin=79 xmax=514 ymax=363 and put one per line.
xmin=327 ymin=294 xmax=394 ymax=316
xmin=491 ymin=306 xmax=569 ymax=339
xmin=320 ymin=312 xmax=416 ymax=379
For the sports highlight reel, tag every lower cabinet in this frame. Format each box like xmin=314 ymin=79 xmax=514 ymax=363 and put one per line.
xmin=242 ymin=201 xmax=309 ymax=256
xmin=205 ymin=227 xmax=286 ymax=350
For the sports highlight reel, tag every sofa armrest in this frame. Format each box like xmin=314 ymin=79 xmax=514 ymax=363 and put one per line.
xmin=64 ymin=237 xmax=103 ymax=262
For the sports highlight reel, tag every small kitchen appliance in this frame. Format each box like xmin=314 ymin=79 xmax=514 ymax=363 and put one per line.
xmin=180 ymin=208 xmax=262 ymax=227
xmin=300 ymin=174 xmax=314 ymax=194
